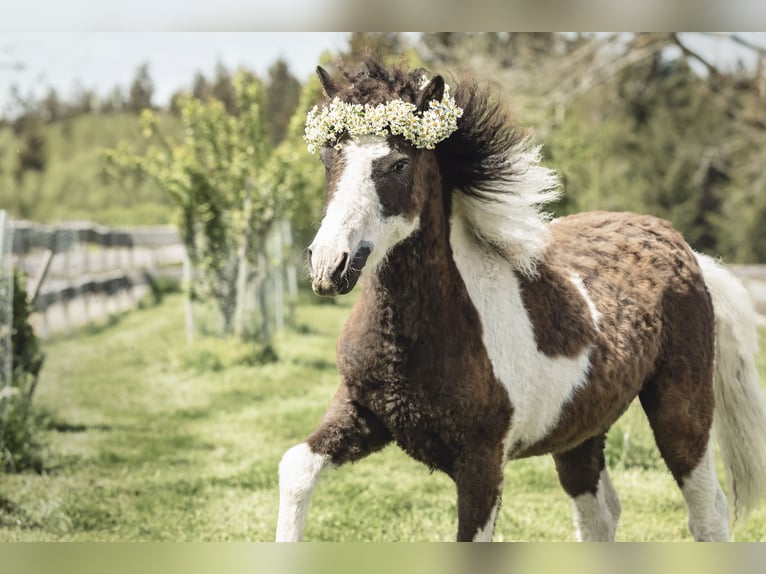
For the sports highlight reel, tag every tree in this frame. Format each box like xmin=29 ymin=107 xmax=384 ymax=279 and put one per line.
xmin=332 ymin=33 xmax=423 ymax=71
xmin=421 ymin=32 xmax=559 ymax=70
xmin=211 ymin=61 xmax=237 ymax=114
xmin=71 ymin=83 xmax=96 ymax=116
xmin=39 ymin=87 xmax=63 ymax=123
xmin=99 ymin=85 xmax=125 ymax=114
xmin=191 ymin=71 xmax=211 ymax=102
xmin=127 ymin=63 xmax=154 ymax=112
xmin=264 ymin=58 xmax=301 ymax=147
xmin=104 ymin=71 xmax=281 ymax=337
xmin=346 ymin=33 xmax=406 ymax=61
xmin=12 ymin=112 xmax=47 ymax=185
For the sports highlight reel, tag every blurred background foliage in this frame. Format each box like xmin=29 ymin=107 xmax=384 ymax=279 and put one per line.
xmin=1 ymin=32 xmax=765 ymax=262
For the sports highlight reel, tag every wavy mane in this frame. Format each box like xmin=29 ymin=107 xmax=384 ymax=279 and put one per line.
xmin=331 ymin=56 xmax=426 ymax=107
xmin=328 ymin=56 xmax=560 ymax=276
xmin=437 ymin=81 xmax=560 ymax=276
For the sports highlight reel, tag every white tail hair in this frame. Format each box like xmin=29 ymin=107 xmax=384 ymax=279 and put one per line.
xmin=696 ymin=253 xmax=766 ymax=523
xmin=453 ymin=141 xmax=560 ymax=278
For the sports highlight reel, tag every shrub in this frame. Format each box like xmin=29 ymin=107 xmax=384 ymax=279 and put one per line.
xmin=0 ymin=271 xmax=45 ymax=472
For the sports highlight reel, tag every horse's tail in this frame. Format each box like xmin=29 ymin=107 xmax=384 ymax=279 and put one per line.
xmin=696 ymin=253 xmax=766 ymax=523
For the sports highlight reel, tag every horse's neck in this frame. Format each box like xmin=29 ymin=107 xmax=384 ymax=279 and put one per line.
xmin=369 ymin=196 xmax=466 ymax=326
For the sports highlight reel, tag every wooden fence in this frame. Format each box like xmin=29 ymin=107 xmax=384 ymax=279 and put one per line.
xmin=10 ymin=220 xmax=184 ymax=336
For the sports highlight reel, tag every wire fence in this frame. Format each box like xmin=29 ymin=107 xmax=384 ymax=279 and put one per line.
xmin=6 ymin=216 xmax=303 ymax=343
xmin=11 ymin=220 xmax=184 ymax=337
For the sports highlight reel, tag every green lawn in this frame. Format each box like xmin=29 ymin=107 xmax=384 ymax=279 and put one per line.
xmin=0 ymin=294 xmax=765 ymax=541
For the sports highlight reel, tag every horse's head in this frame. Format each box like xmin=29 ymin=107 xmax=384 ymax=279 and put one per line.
xmin=305 ymin=62 xmax=461 ymax=296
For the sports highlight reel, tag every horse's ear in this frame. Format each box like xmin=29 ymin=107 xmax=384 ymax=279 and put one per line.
xmin=417 ymin=75 xmax=445 ymax=113
xmin=316 ymin=66 xmax=341 ymax=98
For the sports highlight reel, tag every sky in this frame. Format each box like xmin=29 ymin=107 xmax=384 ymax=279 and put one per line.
xmin=0 ymin=32 xmax=764 ymax=116
xmin=0 ymin=33 xmax=351 ymax=113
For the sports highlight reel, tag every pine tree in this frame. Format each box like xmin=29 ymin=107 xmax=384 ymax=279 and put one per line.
xmin=264 ymin=58 xmax=301 ymax=146
xmin=127 ymin=63 xmax=154 ymax=112
xmin=211 ymin=61 xmax=237 ymax=114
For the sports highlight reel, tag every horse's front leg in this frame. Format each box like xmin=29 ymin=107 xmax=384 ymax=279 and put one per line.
xmin=453 ymin=446 xmax=505 ymax=542
xmin=276 ymin=385 xmax=392 ymax=541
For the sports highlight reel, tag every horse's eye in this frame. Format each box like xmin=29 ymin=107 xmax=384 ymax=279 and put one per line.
xmin=392 ymin=159 xmax=409 ymax=173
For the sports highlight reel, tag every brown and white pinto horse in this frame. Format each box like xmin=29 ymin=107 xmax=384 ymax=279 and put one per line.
xmin=276 ymin=58 xmax=766 ymax=541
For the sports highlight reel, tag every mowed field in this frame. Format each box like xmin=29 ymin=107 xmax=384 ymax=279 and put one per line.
xmin=1 ymin=293 xmax=765 ymax=541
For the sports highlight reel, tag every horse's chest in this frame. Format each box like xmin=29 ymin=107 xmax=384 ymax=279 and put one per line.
xmin=337 ymin=330 xmax=505 ymax=473
xmin=449 ymin=225 xmax=594 ymax=456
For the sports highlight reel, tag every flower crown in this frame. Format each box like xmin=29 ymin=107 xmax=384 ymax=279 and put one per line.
xmin=304 ymin=78 xmax=463 ymax=154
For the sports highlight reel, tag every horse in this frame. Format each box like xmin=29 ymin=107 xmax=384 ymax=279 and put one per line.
xmin=275 ymin=57 xmax=766 ymax=542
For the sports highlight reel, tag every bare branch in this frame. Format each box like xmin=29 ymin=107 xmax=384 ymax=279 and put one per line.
xmin=705 ymin=33 xmax=766 ymax=56
xmin=671 ymin=33 xmax=723 ymax=79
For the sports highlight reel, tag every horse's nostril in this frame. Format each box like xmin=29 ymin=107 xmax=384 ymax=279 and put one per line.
xmin=307 ymin=248 xmax=314 ymax=273
xmin=331 ymin=252 xmax=349 ymax=287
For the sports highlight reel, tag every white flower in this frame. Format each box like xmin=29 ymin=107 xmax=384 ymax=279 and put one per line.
xmin=303 ymin=78 xmax=463 ymax=153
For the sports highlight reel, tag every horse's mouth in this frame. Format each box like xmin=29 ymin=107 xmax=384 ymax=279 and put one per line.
xmin=312 ymin=243 xmax=372 ymax=296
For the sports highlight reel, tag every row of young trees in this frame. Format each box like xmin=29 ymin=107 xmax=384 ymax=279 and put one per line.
xmin=102 ymin=67 xmax=324 ymax=341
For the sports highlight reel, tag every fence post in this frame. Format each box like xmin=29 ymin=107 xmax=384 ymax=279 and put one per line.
xmin=0 ymin=211 xmax=13 ymax=395
xmin=125 ymin=236 xmax=137 ymax=308
xmin=100 ymin=231 xmax=111 ymax=318
xmin=58 ymin=230 xmax=73 ymax=334
xmin=81 ymin=241 xmax=91 ymax=324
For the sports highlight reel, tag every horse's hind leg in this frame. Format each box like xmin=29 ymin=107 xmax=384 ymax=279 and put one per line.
xmin=639 ymin=372 xmax=729 ymax=541
xmin=679 ymin=443 xmax=729 ymax=541
xmin=553 ymin=434 xmax=621 ymax=541
xmin=276 ymin=386 xmax=392 ymax=541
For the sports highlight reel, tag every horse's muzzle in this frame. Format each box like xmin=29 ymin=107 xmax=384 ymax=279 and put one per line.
xmin=309 ymin=243 xmax=372 ymax=296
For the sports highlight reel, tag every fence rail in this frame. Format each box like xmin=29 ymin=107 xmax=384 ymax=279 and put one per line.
xmin=10 ymin=221 xmax=181 ymax=253
xmin=10 ymin=220 xmax=184 ymax=336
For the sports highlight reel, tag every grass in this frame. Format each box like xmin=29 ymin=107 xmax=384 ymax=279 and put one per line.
xmin=0 ymin=293 xmax=765 ymax=541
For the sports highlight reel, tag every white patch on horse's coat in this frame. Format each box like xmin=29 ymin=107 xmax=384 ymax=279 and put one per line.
xmin=571 ymin=469 xmax=621 ymax=541
xmin=309 ymin=137 xmax=420 ymax=288
xmin=449 ymin=211 xmax=593 ymax=456
xmin=570 ymin=273 xmax=601 ymax=327
xmin=473 ymin=496 xmax=501 ymax=542
xmin=454 ymin=141 xmax=560 ymax=277
xmin=276 ymin=443 xmax=331 ymax=542
xmin=680 ymin=443 xmax=729 ymax=541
